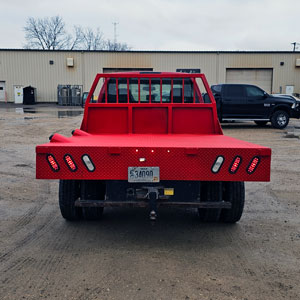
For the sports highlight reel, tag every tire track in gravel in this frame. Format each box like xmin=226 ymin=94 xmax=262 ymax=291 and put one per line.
xmin=222 ymin=227 xmax=261 ymax=278
xmin=19 ymin=221 xmax=83 ymax=298
xmin=77 ymin=287 xmax=104 ymax=300
xmin=1 ymin=201 xmax=45 ymax=238
xmin=10 ymin=181 xmax=51 ymax=234
xmin=0 ymin=182 xmax=55 ymax=265
xmin=0 ymin=206 xmax=69 ymax=296
xmin=1 ymin=256 xmax=36 ymax=285
xmin=0 ymin=208 xmax=57 ymax=265
xmin=218 ymin=186 xmax=293 ymax=299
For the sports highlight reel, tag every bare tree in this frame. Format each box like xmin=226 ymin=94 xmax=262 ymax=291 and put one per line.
xmin=24 ymin=16 xmax=131 ymax=51
xmin=77 ymin=27 xmax=105 ymax=50
xmin=24 ymin=16 xmax=72 ymax=50
xmin=105 ymin=39 xmax=131 ymax=51
xmin=69 ymin=26 xmax=85 ymax=50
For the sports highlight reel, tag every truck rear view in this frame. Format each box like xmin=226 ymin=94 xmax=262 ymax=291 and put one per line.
xmin=36 ymin=72 xmax=271 ymax=222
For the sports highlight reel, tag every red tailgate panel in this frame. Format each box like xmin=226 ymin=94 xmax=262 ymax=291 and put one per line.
xmin=36 ymin=134 xmax=271 ymax=182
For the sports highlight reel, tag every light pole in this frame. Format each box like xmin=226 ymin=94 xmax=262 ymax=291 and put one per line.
xmin=291 ymin=42 xmax=299 ymax=52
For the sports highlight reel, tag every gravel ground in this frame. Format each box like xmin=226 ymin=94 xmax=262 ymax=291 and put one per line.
xmin=0 ymin=104 xmax=299 ymax=300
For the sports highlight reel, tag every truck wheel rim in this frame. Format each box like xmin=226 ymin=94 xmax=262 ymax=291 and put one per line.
xmin=278 ymin=114 xmax=287 ymax=126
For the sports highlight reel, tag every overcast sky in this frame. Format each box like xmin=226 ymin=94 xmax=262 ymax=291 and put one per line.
xmin=0 ymin=0 xmax=299 ymax=51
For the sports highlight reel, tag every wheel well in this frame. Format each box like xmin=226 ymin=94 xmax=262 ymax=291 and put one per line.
xmin=272 ymin=106 xmax=290 ymax=116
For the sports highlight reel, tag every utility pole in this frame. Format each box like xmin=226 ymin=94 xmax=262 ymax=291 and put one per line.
xmin=113 ymin=22 xmax=119 ymax=51
xmin=291 ymin=42 xmax=299 ymax=52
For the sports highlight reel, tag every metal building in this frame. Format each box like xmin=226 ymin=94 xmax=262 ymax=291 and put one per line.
xmin=0 ymin=49 xmax=300 ymax=103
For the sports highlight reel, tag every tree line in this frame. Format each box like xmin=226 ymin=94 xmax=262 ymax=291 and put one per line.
xmin=23 ymin=16 xmax=131 ymax=51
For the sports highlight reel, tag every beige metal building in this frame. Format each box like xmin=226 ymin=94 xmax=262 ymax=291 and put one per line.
xmin=1 ymin=49 xmax=300 ymax=103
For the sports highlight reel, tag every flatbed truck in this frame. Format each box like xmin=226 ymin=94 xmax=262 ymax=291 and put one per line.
xmin=36 ymin=72 xmax=271 ymax=222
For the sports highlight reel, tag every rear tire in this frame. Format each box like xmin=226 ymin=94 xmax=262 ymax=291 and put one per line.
xmin=198 ymin=182 xmax=222 ymax=222
xmin=254 ymin=121 xmax=268 ymax=126
xmin=271 ymin=110 xmax=289 ymax=129
xmin=59 ymin=180 xmax=82 ymax=221
xmin=81 ymin=180 xmax=105 ymax=220
xmin=220 ymin=182 xmax=245 ymax=223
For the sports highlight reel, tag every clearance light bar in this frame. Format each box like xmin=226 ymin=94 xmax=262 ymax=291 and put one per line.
xmin=247 ymin=156 xmax=260 ymax=174
xmin=47 ymin=154 xmax=60 ymax=172
xmin=229 ymin=156 xmax=242 ymax=174
xmin=82 ymin=154 xmax=95 ymax=172
xmin=64 ymin=154 xmax=77 ymax=172
xmin=211 ymin=156 xmax=224 ymax=173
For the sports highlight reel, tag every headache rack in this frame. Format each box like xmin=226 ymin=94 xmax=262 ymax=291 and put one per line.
xmin=81 ymin=72 xmax=222 ymax=135
xmin=86 ymin=72 xmax=214 ymax=104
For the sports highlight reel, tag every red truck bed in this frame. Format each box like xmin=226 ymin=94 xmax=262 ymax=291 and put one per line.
xmin=36 ymin=132 xmax=270 ymax=181
xmin=36 ymin=72 xmax=271 ymax=222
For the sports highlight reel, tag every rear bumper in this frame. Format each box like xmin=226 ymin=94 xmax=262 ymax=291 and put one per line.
xmin=36 ymin=132 xmax=271 ymax=182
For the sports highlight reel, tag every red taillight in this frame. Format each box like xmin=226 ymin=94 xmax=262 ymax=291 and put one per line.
xmin=247 ymin=156 xmax=260 ymax=174
xmin=229 ymin=156 xmax=242 ymax=174
xmin=64 ymin=154 xmax=77 ymax=172
xmin=47 ymin=154 xmax=59 ymax=172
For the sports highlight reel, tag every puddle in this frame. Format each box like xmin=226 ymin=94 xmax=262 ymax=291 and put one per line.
xmin=15 ymin=108 xmax=24 ymax=114
xmin=14 ymin=107 xmax=83 ymax=119
xmin=284 ymin=128 xmax=300 ymax=139
xmin=284 ymin=133 xmax=300 ymax=139
xmin=57 ymin=111 xmax=83 ymax=118
xmin=23 ymin=108 xmax=37 ymax=113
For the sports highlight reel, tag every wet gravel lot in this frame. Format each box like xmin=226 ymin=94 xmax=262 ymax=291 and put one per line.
xmin=0 ymin=104 xmax=300 ymax=300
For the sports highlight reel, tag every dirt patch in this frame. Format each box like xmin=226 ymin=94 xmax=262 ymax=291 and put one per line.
xmin=0 ymin=105 xmax=299 ymax=300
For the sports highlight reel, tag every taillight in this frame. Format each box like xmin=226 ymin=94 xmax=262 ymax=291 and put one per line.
xmin=247 ymin=156 xmax=260 ymax=174
xmin=64 ymin=154 xmax=77 ymax=172
xmin=229 ymin=156 xmax=242 ymax=174
xmin=211 ymin=156 xmax=224 ymax=173
xmin=47 ymin=154 xmax=60 ymax=172
xmin=81 ymin=154 xmax=95 ymax=172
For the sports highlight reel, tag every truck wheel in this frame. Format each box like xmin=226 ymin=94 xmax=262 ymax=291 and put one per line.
xmin=81 ymin=180 xmax=105 ymax=220
xmin=59 ymin=180 xmax=82 ymax=221
xmin=271 ymin=110 xmax=289 ymax=129
xmin=254 ymin=121 xmax=268 ymax=126
xmin=198 ymin=182 xmax=222 ymax=222
xmin=220 ymin=182 xmax=245 ymax=223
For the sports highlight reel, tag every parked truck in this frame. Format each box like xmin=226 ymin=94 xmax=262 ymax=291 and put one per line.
xmin=36 ymin=72 xmax=271 ymax=223
xmin=210 ymin=84 xmax=300 ymax=129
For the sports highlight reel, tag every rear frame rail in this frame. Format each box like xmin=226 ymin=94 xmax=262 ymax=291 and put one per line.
xmin=75 ymin=200 xmax=232 ymax=209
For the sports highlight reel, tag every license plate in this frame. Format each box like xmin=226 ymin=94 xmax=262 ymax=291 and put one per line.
xmin=128 ymin=167 xmax=160 ymax=183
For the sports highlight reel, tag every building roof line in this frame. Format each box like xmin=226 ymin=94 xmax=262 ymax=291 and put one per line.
xmin=0 ymin=48 xmax=300 ymax=54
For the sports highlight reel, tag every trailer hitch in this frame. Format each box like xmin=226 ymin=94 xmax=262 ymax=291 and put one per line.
xmin=143 ymin=187 xmax=160 ymax=221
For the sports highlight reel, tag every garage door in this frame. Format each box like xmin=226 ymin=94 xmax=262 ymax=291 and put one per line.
xmin=226 ymin=68 xmax=273 ymax=93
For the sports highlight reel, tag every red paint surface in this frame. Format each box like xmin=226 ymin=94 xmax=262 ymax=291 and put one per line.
xmin=36 ymin=72 xmax=271 ymax=182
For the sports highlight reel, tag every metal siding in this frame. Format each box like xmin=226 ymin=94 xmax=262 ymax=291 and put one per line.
xmin=1 ymin=50 xmax=300 ymax=102
xmin=0 ymin=51 xmax=83 ymax=102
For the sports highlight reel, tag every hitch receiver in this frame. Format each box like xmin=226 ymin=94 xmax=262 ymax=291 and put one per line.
xmin=144 ymin=187 xmax=160 ymax=221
